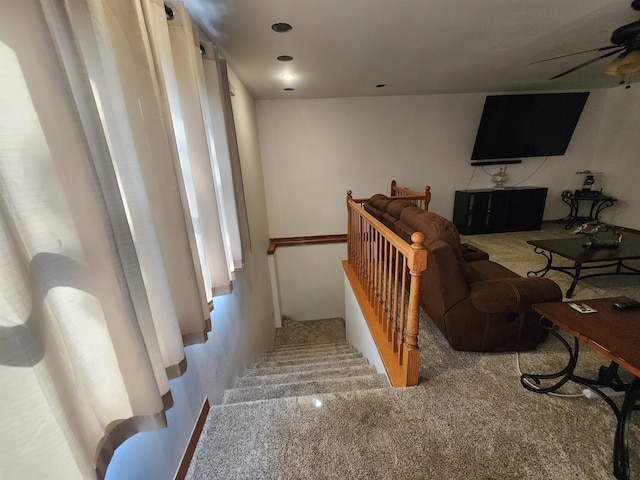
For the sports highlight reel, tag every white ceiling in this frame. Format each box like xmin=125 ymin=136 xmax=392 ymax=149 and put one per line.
xmin=182 ymin=0 xmax=640 ymax=100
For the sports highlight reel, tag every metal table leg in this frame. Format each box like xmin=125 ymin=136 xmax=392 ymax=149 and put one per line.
xmin=521 ymin=320 xmax=639 ymax=480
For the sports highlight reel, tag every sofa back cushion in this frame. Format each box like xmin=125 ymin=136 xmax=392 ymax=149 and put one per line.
xmin=386 ymin=199 xmax=414 ymax=219
xmin=382 ymin=199 xmax=415 ymax=229
xmin=401 ymin=210 xmax=465 ymax=258
xmin=364 ymin=194 xmax=393 ymax=222
xmin=391 ymin=205 xmax=423 ymax=242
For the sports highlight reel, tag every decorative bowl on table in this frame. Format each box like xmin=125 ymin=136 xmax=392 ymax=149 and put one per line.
xmin=573 ymin=221 xmax=623 ymax=248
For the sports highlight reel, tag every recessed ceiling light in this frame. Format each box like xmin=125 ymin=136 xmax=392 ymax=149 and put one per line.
xmin=284 ymin=88 xmax=295 ymax=91
xmin=277 ymin=55 xmax=294 ymax=62
xmin=282 ymin=73 xmax=295 ymax=80
xmin=271 ymin=23 xmax=293 ymax=33
xmin=376 ymin=83 xmax=387 ymax=88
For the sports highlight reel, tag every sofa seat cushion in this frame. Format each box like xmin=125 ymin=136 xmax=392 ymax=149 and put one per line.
xmin=465 ymin=260 xmax=520 ymax=283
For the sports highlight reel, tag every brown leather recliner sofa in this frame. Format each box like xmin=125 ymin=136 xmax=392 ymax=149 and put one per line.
xmin=364 ymin=194 xmax=562 ymax=352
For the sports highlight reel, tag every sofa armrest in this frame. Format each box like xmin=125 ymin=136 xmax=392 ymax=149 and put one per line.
xmin=469 ymin=277 xmax=562 ymax=313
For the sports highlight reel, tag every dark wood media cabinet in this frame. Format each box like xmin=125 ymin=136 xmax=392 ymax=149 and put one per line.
xmin=453 ymin=187 xmax=548 ymax=234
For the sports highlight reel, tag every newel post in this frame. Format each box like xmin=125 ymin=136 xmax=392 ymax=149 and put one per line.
xmin=404 ymin=231 xmax=427 ymax=386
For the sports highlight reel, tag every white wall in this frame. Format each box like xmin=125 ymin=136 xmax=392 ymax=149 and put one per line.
xmin=257 ymin=87 xmax=640 ymax=321
xmin=105 ymin=68 xmax=274 ymax=480
xmin=591 ymin=86 xmax=640 ymax=230
xmin=273 ymin=243 xmax=347 ymax=321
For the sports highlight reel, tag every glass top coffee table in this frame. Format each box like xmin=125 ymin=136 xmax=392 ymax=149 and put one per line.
xmin=527 ymin=233 xmax=640 ymax=298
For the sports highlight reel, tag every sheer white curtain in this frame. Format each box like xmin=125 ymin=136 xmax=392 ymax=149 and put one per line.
xmin=0 ymin=0 xmax=232 ymax=478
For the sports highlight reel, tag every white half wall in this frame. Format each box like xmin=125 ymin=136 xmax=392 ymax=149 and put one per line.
xmin=344 ymin=272 xmax=386 ymax=378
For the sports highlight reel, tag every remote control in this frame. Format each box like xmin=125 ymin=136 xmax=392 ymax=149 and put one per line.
xmin=569 ymin=302 xmax=597 ymax=313
xmin=612 ymin=300 xmax=640 ymax=311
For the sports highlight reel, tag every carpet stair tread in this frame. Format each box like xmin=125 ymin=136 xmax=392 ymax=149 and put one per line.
xmin=257 ymin=346 xmax=357 ymax=363
xmin=210 ymin=386 xmax=397 ymax=412
xmin=267 ymin=340 xmax=349 ymax=354
xmin=244 ymin=357 xmax=370 ymax=377
xmin=254 ymin=351 xmax=362 ymax=368
xmin=234 ymin=364 xmax=378 ymax=388
xmin=222 ymin=374 xmax=390 ymax=404
xmin=261 ymin=344 xmax=355 ymax=360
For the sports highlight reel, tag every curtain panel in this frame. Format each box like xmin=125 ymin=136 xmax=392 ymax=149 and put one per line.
xmin=0 ymin=0 xmax=241 ymax=478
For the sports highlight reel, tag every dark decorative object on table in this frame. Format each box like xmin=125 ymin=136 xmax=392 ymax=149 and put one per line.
xmin=573 ymin=221 xmax=623 ymax=248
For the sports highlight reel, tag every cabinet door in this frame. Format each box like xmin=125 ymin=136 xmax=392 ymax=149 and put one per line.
xmin=487 ymin=190 xmax=509 ymax=232
xmin=468 ymin=192 xmax=491 ymax=233
xmin=453 ymin=191 xmax=492 ymax=234
xmin=504 ymin=189 xmax=547 ymax=231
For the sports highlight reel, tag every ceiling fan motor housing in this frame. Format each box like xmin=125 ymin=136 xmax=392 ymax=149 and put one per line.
xmin=610 ymin=21 xmax=640 ymax=48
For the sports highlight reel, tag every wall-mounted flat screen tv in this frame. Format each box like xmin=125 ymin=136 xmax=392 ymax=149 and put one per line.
xmin=470 ymin=92 xmax=590 ymax=162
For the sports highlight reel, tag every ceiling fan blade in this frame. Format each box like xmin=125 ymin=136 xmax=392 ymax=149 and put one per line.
xmin=549 ymin=47 xmax=626 ymax=79
xmin=531 ymin=44 xmax=621 ymax=65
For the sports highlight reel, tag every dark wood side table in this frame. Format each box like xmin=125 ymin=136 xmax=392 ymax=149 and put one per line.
xmin=560 ymin=191 xmax=617 ymax=230
xmin=520 ymin=297 xmax=640 ymax=480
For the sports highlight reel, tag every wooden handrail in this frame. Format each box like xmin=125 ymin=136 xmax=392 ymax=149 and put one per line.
xmin=267 ymin=234 xmax=347 ymax=255
xmin=344 ymin=190 xmax=427 ymax=387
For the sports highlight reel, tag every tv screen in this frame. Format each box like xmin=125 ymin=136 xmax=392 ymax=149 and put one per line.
xmin=470 ymin=92 xmax=590 ymax=161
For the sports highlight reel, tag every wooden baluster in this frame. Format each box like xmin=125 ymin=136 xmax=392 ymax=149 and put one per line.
xmin=398 ymin=255 xmax=408 ymax=362
xmin=358 ymin=216 xmax=364 ymax=282
xmin=378 ymin=232 xmax=385 ymax=326
xmin=374 ymin=229 xmax=380 ymax=316
xmin=385 ymin=240 xmax=393 ymax=342
xmin=368 ymin=222 xmax=374 ymax=303
xmin=391 ymin=247 xmax=400 ymax=352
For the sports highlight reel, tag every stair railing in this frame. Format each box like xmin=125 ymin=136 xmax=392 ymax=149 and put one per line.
xmin=344 ymin=191 xmax=427 ymax=387
xmin=390 ymin=179 xmax=432 ymax=211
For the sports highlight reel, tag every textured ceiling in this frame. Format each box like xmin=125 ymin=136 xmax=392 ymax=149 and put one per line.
xmin=182 ymin=0 xmax=640 ymax=99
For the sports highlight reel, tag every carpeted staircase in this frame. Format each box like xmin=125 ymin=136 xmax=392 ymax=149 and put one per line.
xmin=222 ymin=340 xmax=389 ymax=405
xmin=186 ymin=318 xmax=394 ymax=480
